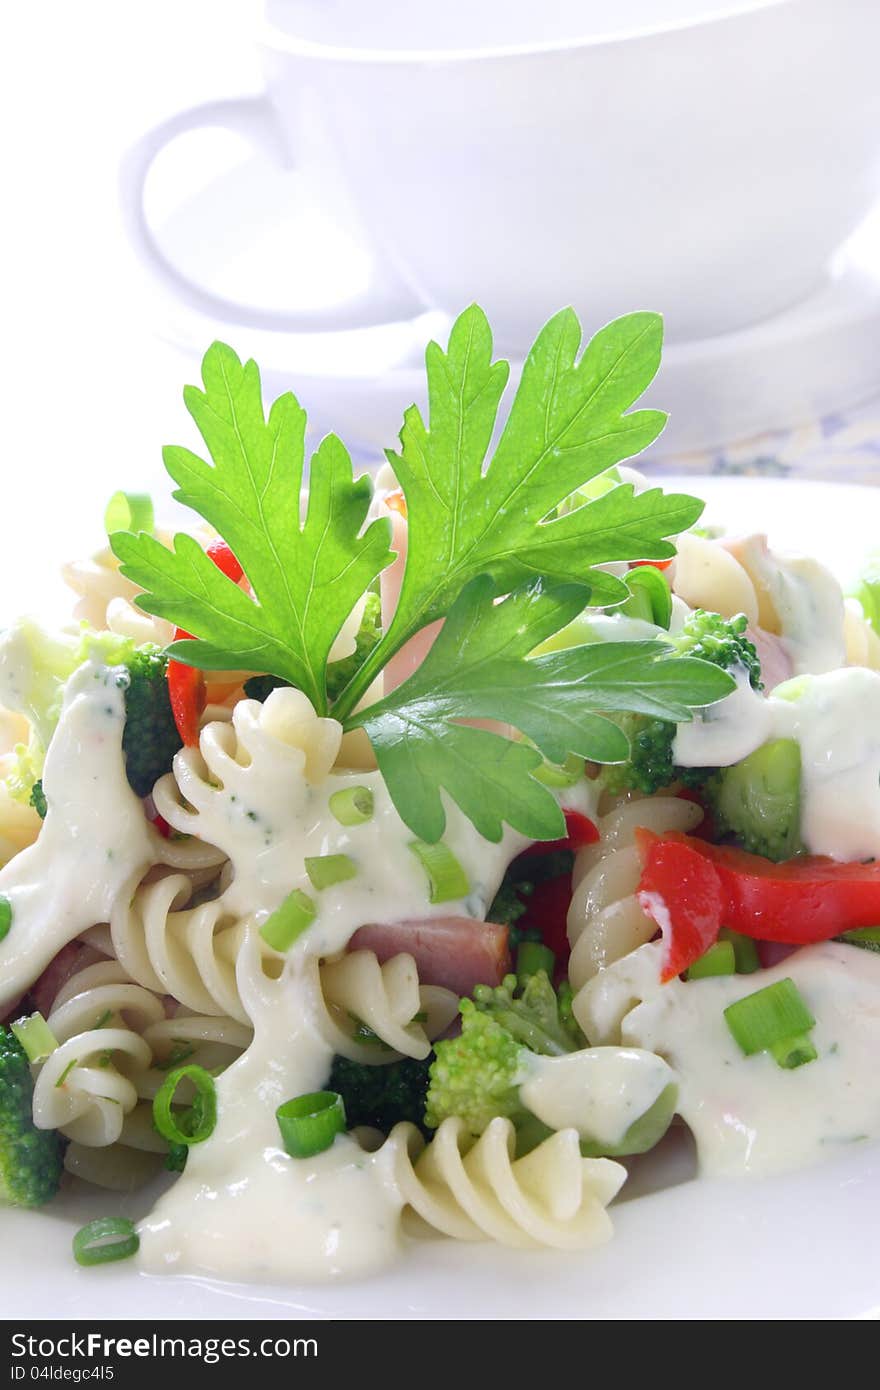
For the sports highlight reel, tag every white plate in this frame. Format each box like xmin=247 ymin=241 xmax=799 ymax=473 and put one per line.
xmin=3 ymin=474 xmax=880 ymax=1321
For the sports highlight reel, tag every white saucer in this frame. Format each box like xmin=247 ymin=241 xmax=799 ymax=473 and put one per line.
xmin=136 ymin=143 xmax=880 ymax=460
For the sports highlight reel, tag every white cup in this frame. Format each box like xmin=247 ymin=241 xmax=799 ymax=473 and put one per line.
xmin=121 ymin=0 xmax=880 ymax=352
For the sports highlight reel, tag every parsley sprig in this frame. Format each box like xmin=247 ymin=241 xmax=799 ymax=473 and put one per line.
xmin=112 ymin=306 xmax=734 ymax=843
xmin=112 ymin=344 xmax=393 ymax=713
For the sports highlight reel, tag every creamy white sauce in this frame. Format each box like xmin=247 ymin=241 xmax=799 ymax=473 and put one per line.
xmin=165 ymin=697 xmax=601 ymax=958
xmin=583 ymin=942 xmax=880 ymax=1179
xmin=138 ymin=695 xmax=603 ymax=1280
xmin=0 ymin=662 xmax=156 ymax=1010
xmin=673 ymin=665 xmax=880 ymax=861
xmin=738 ymin=541 xmax=846 ymax=676
xmin=773 ymin=668 xmax=880 ymax=862
xmin=673 ymin=665 xmax=772 ymax=769
xmin=138 ymin=936 xmax=405 ymax=1282
xmin=519 ymin=1048 xmax=675 ymax=1147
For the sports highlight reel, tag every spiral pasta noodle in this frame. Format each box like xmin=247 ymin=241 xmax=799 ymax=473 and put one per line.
xmin=111 ymin=871 xmax=251 ymax=1024
xmin=32 ymin=960 xmax=250 ymax=1191
xmin=61 ymin=545 xmax=145 ymax=631
xmin=112 ymin=865 xmax=456 ymax=1058
xmin=566 ymin=797 xmax=703 ymax=1012
xmin=381 ymin=1116 xmax=624 ymax=1249
xmin=312 ymin=952 xmax=458 ymax=1063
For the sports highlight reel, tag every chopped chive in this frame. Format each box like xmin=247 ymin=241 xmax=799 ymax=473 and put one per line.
xmin=837 ymin=926 xmax=880 ymax=954
xmin=348 ymin=1014 xmax=392 ymax=1049
xmin=328 ymin=786 xmax=374 ymax=826
xmin=305 ymin=853 xmax=357 ymax=891
xmin=104 ymin=490 xmax=154 ymax=538
xmin=55 ymin=1057 xmax=78 ymax=1088
xmin=93 ymin=1009 xmax=113 ymax=1029
xmin=533 ymin=753 xmax=585 ymax=788
xmin=276 ymin=1090 xmax=346 ymax=1158
xmin=153 ymin=1041 xmax=196 ymax=1071
xmin=259 ymin=889 xmax=317 ymax=952
xmin=724 ymin=978 xmax=817 ymax=1069
xmin=408 ymin=839 xmax=469 ymax=903
xmin=0 ymin=895 xmax=12 ymax=943
xmin=686 ymin=940 xmax=736 ymax=980
xmin=516 ymin=941 xmax=556 ymax=985
xmin=719 ymin=928 xmax=761 ymax=974
xmin=11 ymin=1012 xmax=58 ymax=1064
xmin=73 ymin=1216 xmax=139 ymax=1267
xmin=152 ymin=1064 xmax=217 ymax=1146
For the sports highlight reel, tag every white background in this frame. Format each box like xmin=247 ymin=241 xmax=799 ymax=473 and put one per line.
xmin=2 ymin=2 xmax=264 ymax=582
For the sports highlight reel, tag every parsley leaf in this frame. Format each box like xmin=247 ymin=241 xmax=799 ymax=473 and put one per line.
xmin=349 ymin=575 xmax=735 ymax=842
xmin=333 ymin=305 xmax=699 ymax=718
xmin=111 ymin=344 xmax=394 ymax=714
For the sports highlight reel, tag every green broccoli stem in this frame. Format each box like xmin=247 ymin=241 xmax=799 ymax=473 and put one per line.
xmin=707 ymin=738 xmax=802 ymax=861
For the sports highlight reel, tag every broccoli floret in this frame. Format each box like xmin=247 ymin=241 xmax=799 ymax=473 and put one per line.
xmin=603 ymin=610 xmax=763 ymax=795
xmin=0 ymin=1026 xmax=64 ymax=1207
xmin=707 ymin=738 xmax=802 ymax=861
xmin=119 ymin=645 xmax=182 ymax=797
xmin=425 ymin=971 xmax=585 ymax=1141
xmin=0 ymin=622 xmax=181 ymax=804
xmin=245 ymin=591 xmax=383 ymax=708
xmin=329 ymin=1053 xmax=433 ymax=1136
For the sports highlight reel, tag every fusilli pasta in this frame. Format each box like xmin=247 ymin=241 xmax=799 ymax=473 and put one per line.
xmin=32 ymin=960 xmax=250 ymax=1190
xmin=381 ymin=1116 xmax=625 ymax=1249
xmin=312 ymin=952 xmax=458 ymax=1063
xmin=567 ymin=797 xmax=703 ymax=1027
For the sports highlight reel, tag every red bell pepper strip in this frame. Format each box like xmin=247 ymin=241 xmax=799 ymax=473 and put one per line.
xmin=522 ymin=809 xmax=600 ymax=859
xmin=637 ymin=828 xmax=880 ymax=981
xmin=516 ymin=873 xmax=573 ymax=965
xmin=167 ymin=541 xmax=244 ymax=747
xmin=628 ymin=558 xmax=672 ymax=572
xmin=635 ymin=832 xmax=725 ymax=980
xmin=514 ymin=811 xmax=600 ymax=967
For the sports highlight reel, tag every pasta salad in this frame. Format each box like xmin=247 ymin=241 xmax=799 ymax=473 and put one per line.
xmin=2 ymin=306 xmax=880 ymax=1282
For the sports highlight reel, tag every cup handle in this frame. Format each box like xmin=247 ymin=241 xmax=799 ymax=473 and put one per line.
xmin=119 ymin=95 xmax=428 ymax=331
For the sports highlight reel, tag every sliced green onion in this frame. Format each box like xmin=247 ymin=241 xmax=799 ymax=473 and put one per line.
xmin=305 ymin=853 xmax=357 ymax=891
xmin=152 ymin=1064 xmax=217 ymax=1146
xmin=104 ymin=490 xmax=154 ymax=537
xmin=724 ymin=978 xmax=817 ymax=1069
xmin=73 ymin=1216 xmax=139 ymax=1267
xmin=618 ymin=565 xmax=672 ymax=629
xmin=0 ymin=895 xmax=11 ymax=943
xmin=533 ymin=753 xmax=585 ymax=788
xmin=259 ymin=888 xmax=317 ymax=952
xmin=769 ymin=1033 xmax=819 ymax=1070
xmin=719 ymin=927 xmax=761 ymax=974
xmin=686 ymin=940 xmax=736 ymax=980
xmin=276 ymin=1090 xmax=346 ymax=1158
xmin=408 ymin=839 xmax=470 ymax=903
xmin=516 ymin=941 xmax=556 ymax=985
xmin=328 ymin=786 xmax=374 ymax=826
xmin=11 ymin=1012 xmax=58 ymax=1063
xmin=837 ymin=926 xmax=880 ymax=954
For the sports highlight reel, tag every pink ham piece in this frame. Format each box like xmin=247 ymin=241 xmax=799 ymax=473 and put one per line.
xmin=350 ymin=917 xmax=511 ymax=995
xmin=26 ymin=941 xmax=107 ymax=1021
xmin=747 ymin=625 xmax=794 ymax=693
